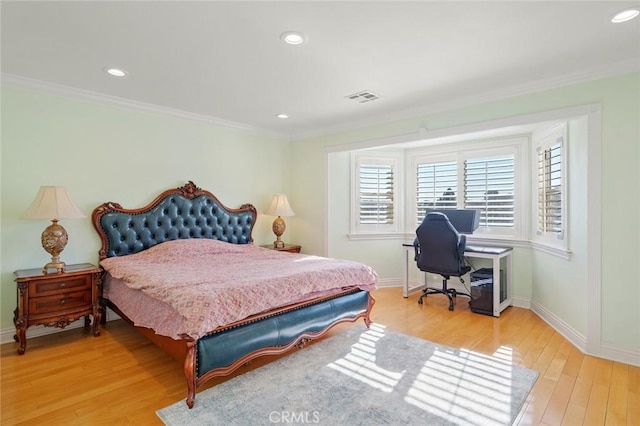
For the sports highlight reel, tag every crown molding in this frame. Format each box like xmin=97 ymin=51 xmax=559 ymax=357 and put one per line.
xmin=2 ymin=58 xmax=638 ymax=142
xmin=0 ymin=73 xmax=287 ymax=141
xmin=292 ymin=58 xmax=640 ymax=140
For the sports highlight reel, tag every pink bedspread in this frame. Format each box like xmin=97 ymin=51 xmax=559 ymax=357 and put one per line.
xmin=100 ymin=239 xmax=378 ymax=339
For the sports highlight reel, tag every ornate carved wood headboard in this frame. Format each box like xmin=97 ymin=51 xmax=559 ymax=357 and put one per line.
xmin=91 ymin=181 xmax=257 ymax=259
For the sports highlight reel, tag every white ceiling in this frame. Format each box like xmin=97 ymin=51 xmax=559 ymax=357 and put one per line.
xmin=2 ymin=1 xmax=639 ymax=139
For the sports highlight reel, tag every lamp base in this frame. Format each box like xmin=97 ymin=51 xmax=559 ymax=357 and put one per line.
xmin=272 ymin=216 xmax=286 ymax=249
xmin=41 ymin=219 xmax=69 ymax=275
xmin=43 ymin=260 xmax=66 ymax=274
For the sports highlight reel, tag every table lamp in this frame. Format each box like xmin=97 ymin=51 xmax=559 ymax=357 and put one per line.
xmin=264 ymin=194 xmax=295 ymax=248
xmin=21 ymin=186 xmax=86 ymax=274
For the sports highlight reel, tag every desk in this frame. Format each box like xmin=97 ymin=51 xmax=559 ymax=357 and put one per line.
xmin=402 ymin=243 xmax=513 ymax=317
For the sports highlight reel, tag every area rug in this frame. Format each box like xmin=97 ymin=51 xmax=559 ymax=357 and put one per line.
xmin=157 ymin=324 xmax=537 ymax=425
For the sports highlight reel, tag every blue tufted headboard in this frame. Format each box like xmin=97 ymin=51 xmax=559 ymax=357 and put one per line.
xmin=92 ymin=181 xmax=257 ymax=259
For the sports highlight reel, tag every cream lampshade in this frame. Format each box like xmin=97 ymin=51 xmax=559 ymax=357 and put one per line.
xmin=21 ymin=186 xmax=86 ymax=274
xmin=264 ymin=194 xmax=295 ymax=248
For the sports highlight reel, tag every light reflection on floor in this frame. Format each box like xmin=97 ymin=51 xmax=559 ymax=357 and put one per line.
xmin=327 ymin=323 xmax=516 ymax=425
xmin=327 ymin=324 xmax=405 ymax=393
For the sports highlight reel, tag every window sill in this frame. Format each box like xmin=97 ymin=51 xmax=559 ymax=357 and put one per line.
xmin=347 ymin=232 xmax=408 ymax=241
xmin=346 ymin=233 xmax=570 ymax=259
xmin=530 ymin=241 xmax=572 ymax=260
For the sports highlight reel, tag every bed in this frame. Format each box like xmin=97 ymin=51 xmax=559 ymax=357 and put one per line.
xmin=91 ymin=181 xmax=377 ymax=408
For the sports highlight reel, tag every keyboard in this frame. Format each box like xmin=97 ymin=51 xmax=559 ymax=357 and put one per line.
xmin=465 ymin=245 xmax=511 ymax=254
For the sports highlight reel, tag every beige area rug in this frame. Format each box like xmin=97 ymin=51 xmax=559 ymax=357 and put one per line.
xmin=157 ymin=323 xmax=537 ymax=425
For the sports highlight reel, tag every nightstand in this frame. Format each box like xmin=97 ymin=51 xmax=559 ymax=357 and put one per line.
xmin=13 ymin=263 xmax=102 ymax=355
xmin=260 ymin=244 xmax=302 ymax=254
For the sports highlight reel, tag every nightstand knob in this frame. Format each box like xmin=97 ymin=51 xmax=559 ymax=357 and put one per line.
xmin=59 ymin=283 xmax=66 ymax=288
xmin=60 ymin=299 xmax=66 ymax=305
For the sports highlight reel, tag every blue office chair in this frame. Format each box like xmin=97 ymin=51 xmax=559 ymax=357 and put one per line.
xmin=414 ymin=212 xmax=471 ymax=311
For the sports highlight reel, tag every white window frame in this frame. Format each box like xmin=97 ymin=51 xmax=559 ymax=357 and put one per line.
xmin=531 ymin=123 xmax=568 ymax=252
xmin=407 ymin=138 xmax=526 ymax=241
xmin=350 ymin=151 xmax=403 ymax=236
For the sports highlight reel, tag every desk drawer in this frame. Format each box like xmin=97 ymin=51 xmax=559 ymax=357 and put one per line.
xmin=30 ymin=276 xmax=91 ymax=297
xmin=29 ymin=290 xmax=91 ymax=315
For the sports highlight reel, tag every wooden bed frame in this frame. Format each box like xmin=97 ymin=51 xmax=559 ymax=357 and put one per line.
xmin=91 ymin=181 xmax=374 ymax=408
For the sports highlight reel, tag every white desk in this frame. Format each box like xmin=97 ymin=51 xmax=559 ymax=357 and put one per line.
xmin=402 ymin=243 xmax=513 ymax=317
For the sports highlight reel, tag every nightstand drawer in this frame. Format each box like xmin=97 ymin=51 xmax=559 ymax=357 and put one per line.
xmin=30 ymin=276 xmax=91 ymax=297
xmin=29 ymin=290 xmax=92 ymax=315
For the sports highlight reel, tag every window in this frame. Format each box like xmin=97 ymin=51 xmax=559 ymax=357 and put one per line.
xmin=533 ymin=124 xmax=566 ymax=248
xmin=344 ymin=117 xmax=574 ymax=254
xmin=464 ymin=156 xmax=515 ymax=228
xmin=537 ymin=144 xmax=563 ymax=234
xmin=416 ymin=160 xmax=457 ymax=223
xmin=351 ymin=152 xmax=401 ymax=234
xmin=359 ymin=163 xmax=394 ymax=225
xmin=411 ymin=142 xmax=521 ymax=238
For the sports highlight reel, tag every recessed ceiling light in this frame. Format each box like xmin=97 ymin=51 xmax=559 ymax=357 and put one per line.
xmin=611 ymin=8 xmax=640 ymax=23
xmin=276 ymin=114 xmax=289 ymax=119
xmin=280 ymin=31 xmax=306 ymax=45
xmin=106 ymin=68 xmax=128 ymax=77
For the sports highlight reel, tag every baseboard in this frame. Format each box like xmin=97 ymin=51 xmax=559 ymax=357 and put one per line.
xmin=530 ymin=299 xmax=588 ymax=353
xmin=511 ymin=295 xmax=531 ymax=309
xmin=0 ymin=310 xmax=122 ymax=345
xmin=375 ymin=277 xmax=403 ymax=288
xmin=599 ymin=342 xmax=640 ymax=367
xmin=530 ymin=299 xmax=640 ymax=367
xmin=1 ymin=320 xmax=86 ymax=344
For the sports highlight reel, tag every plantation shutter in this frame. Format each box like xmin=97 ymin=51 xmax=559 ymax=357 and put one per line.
xmin=464 ymin=156 xmax=515 ymax=228
xmin=416 ymin=160 xmax=457 ymax=223
xmin=359 ymin=164 xmax=394 ymax=225
xmin=537 ymin=141 xmax=563 ymax=235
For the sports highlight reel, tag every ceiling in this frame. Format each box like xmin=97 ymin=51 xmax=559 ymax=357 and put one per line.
xmin=2 ymin=1 xmax=639 ymax=139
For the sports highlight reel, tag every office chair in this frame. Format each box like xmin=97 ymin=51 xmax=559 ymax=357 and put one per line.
xmin=414 ymin=212 xmax=471 ymax=311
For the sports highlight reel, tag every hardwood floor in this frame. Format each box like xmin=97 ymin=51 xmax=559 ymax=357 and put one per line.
xmin=1 ymin=287 xmax=638 ymax=425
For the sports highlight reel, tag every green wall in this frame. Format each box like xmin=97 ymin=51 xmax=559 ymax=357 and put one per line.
xmin=0 ymin=86 xmax=291 ymax=330
xmin=2 ymin=72 xmax=638 ymax=358
xmin=291 ymin=72 xmax=640 ymax=353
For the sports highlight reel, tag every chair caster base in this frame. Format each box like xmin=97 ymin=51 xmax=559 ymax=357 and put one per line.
xmin=418 ymin=286 xmax=470 ymax=311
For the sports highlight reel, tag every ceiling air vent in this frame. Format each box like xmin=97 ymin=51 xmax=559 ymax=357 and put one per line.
xmin=345 ymin=90 xmax=380 ymax=104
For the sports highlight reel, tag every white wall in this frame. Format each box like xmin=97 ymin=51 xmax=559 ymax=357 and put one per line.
xmin=291 ymin=72 xmax=640 ymax=361
xmin=0 ymin=86 xmax=291 ymax=330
